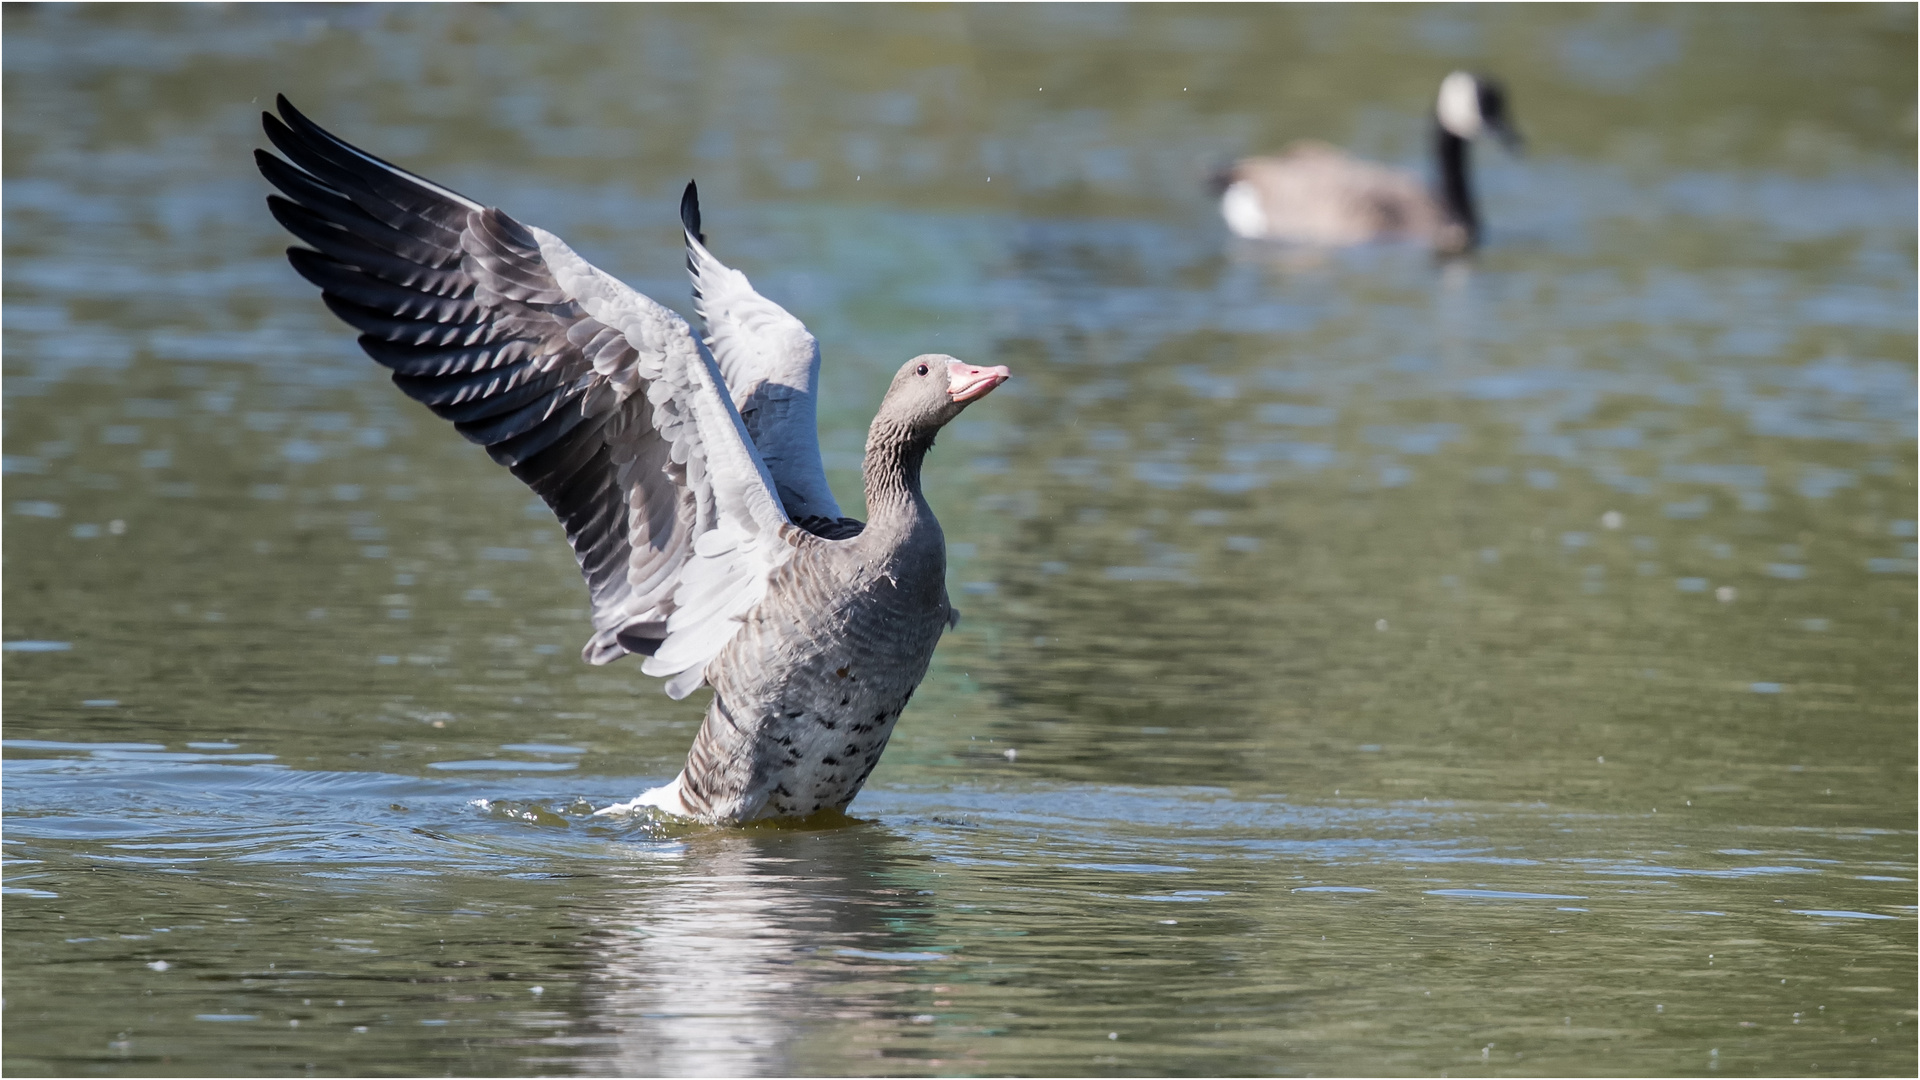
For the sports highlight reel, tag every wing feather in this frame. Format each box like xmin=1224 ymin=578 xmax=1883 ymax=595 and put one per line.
xmin=678 ymin=182 xmax=854 ymax=534
xmin=259 ymin=96 xmax=805 ymax=698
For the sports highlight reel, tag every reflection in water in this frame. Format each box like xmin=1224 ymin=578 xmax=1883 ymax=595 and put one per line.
xmin=583 ymin=825 xmax=934 ymax=1077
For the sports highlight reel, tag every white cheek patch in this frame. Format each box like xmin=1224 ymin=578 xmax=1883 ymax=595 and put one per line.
xmin=1220 ymin=180 xmax=1269 ymax=239
xmin=1436 ymin=71 xmax=1483 ymax=139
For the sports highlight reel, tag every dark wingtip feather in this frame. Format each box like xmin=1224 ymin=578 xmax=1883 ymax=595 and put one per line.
xmin=254 ymin=146 xmax=299 ymax=199
xmin=261 ymin=94 xmax=483 ymax=218
xmin=270 ymin=95 xmax=348 ymax=165
xmin=275 ymin=94 xmax=309 ymax=132
xmin=269 ymin=95 xmax=326 ymax=150
xmin=259 ymin=95 xmax=301 ymax=140
xmin=259 ymin=111 xmax=309 ymax=172
xmin=680 ymin=181 xmax=704 ymax=245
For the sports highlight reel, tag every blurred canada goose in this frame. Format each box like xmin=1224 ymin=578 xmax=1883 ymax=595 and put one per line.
xmin=256 ymin=97 xmax=1010 ymax=824
xmin=1214 ymin=71 xmax=1522 ymax=254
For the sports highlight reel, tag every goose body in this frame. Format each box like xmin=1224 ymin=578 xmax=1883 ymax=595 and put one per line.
xmin=657 ymin=476 xmax=951 ymax=821
xmin=256 ymin=98 xmax=1008 ymax=824
xmin=1216 ymin=72 xmax=1521 ymax=254
xmin=1218 ymin=141 xmax=1445 ymax=247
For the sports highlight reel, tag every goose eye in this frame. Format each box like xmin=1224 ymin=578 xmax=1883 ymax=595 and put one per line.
xmin=915 ymin=364 xmax=929 ymax=376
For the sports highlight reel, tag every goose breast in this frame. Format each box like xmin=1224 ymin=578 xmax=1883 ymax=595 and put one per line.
xmin=677 ymin=536 xmax=952 ymax=821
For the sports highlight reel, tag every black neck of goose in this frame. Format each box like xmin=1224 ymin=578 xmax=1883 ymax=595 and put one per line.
xmin=1433 ymin=120 xmax=1479 ymax=245
xmin=862 ymin=420 xmax=935 ymax=521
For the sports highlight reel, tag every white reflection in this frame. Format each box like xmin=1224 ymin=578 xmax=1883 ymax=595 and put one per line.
xmin=582 ymin=826 xmax=922 ymax=1077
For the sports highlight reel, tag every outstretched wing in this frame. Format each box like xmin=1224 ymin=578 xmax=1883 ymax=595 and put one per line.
xmin=678 ymin=183 xmax=859 ymax=540
xmin=257 ymin=95 xmax=800 ymax=699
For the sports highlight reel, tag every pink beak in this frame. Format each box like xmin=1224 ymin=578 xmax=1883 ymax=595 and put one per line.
xmin=947 ymin=361 xmax=1011 ymax=404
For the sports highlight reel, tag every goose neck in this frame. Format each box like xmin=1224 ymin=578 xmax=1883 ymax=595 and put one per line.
xmin=1432 ymin=120 xmax=1479 ymax=244
xmin=861 ymin=420 xmax=934 ymax=526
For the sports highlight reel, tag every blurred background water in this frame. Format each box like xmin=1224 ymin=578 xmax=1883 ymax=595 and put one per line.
xmin=3 ymin=4 xmax=1914 ymax=1076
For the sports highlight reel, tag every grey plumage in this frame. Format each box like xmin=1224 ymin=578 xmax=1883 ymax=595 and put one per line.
xmin=257 ymin=97 xmax=1009 ymax=824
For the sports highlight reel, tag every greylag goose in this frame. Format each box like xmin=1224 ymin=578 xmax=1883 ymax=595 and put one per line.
xmin=1214 ymin=71 xmax=1522 ymax=254
xmin=255 ymin=97 xmax=1009 ymax=824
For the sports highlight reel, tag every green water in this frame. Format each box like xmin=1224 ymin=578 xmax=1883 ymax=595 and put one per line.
xmin=4 ymin=4 xmax=1914 ymax=1076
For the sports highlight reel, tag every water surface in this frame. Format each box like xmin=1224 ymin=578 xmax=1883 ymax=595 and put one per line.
xmin=5 ymin=5 xmax=1914 ymax=1076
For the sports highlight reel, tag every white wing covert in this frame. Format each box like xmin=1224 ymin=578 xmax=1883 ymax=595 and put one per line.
xmin=258 ymin=96 xmax=799 ymax=701
xmin=679 ymin=184 xmax=857 ymax=538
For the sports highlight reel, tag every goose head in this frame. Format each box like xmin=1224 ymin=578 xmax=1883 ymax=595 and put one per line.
xmin=1435 ymin=71 xmax=1524 ymax=152
xmin=873 ymin=354 xmax=1010 ymax=438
